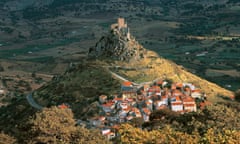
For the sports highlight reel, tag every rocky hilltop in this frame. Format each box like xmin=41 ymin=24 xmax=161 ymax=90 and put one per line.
xmin=89 ymin=18 xmax=233 ymax=101
xmin=89 ymin=18 xmax=146 ymax=62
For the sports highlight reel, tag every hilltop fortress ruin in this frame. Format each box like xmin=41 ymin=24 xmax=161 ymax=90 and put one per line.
xmin=89 ymin=18 xmax=145 ymax=61
xmin=111 ymin=18 xmax=131 ymax=40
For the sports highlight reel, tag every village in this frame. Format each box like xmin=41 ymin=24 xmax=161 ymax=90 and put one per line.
xmin=58 ymin=18 xmax=211 ymax=140
xmin=77 ymin=79 xmax=207 ymax=140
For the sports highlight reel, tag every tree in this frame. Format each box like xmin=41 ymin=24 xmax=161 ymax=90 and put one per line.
xmin=0 ymin=132 xmax=16 ymax=144
xmin=129 ymin=117 xmax=144 ymax=127
xmin=201 ymin=128 xmax=240 ymax=143
xmin=23 ymin=107 xmax=110 ymax=144
xmin=118 ymin=124 xmax=199 ymax=144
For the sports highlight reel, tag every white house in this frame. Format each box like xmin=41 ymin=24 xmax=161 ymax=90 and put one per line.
xmin=191 ymin=89 xmax=202 ymax=99
xmin=0 ymin=89 xmax=5 ymax=94
xmin=101 ymin=102 xmax=115 ymax=113
xmin=171 ymin=102 xmax=183 ymax=112
xmin=170 ymin=96 xmax=183 ymax=112
xmin=142 ymin=108 xmax=151 ymax=122
xmin=183 ymin=97 xmax=197 ymax=112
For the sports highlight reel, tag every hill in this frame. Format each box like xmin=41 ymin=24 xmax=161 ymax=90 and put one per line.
xmin=0 ymin=17 xmax=238 ymax=144
xmin=0 ymin=1 xmax=240 ymax=142
xmin=17 ymin=18 xmax=233 ymax=128
xmin=89 ymin=18 xmax=233 ymax=101
xmin=30 ymin=18 xmax=233 ymax=117
xmin=0 ymin=0 xmax=239 ymax=91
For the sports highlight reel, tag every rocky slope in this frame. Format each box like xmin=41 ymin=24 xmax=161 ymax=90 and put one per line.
xmin=89 ymin=18 xmax=146 ymax=62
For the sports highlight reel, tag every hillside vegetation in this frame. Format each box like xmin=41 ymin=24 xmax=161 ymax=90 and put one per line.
xmin=113 ymin=50 xmax=233 ymax=101
xmin=34 ymin=62 xmax=120 ymax=119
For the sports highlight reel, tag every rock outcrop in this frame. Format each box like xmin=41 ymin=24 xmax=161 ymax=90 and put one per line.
xmin=89 ymin=18 xmax=146 ymax=62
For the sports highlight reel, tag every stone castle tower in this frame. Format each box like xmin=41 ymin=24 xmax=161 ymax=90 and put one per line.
xmin=117 ymin=18 xmax=127 ymax=29
xmin=89 ymin=17 xmax=145 ymax=61
xmin=111 ymin=18 xmax=131 ymax=40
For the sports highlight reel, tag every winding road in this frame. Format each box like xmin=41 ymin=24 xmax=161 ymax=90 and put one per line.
xmin=26 ymin=93 xmax=43 ymax=110
xmin=109 ymin=71 xmax=138 ymax=85
xmin=109 ymin=70 xmax=159 ymax=90
xmin=26 ymin=67 xmax=159 ymax=109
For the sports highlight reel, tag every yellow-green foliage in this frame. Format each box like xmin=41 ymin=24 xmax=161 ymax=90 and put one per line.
xmin=24 ymin=107 xmax=110 ymax=144
xmin=113 ymin=49 xmax=233 ymax=102
xmin=118 ymin=104 xmax=240 ymax=144
xmin=118 ymin=124 xmax=240 ymax=144
xmin=118 ymin=124 xmax=199 ymax=144
xmin=202 ymin=128 xmax=240 ymax=144
xmin=28 ymin=107 xmax=76 ymax=143
xmin=0 ymin=132 xmax=16 ymax=144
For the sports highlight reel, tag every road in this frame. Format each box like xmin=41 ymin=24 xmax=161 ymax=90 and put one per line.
xmin=109 ymin=70 xmax=138 ymax=85
xmin=26 ymin=67 xmax=161 ymax=110
xmin=109 ymin=70 xmax=161 ymax=90
xmin=26 ymin=93 xmax=43 ymax=110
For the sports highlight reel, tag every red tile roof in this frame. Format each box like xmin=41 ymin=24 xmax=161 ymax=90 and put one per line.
xmin=176 ymin=83 xmax=183 ymax=88
xmin=58 ymin=104 xmax=69 ymax=109
xmin=112 ymin=125 xmax=120 ymax=130
xmin=145 ymin=101 xmax=152 ymax=105
xmin=200 ymin=101 xmax=212 ymax=109
xmin=184 ymin=87 xmax=191 ymax=91
xmin=156 ymin=105 xmax=168 ymax=110
xmin=142 ymin=108 xmax=151 ymax=115
xmin=171 ymin=84 xmax=176 ymax=90
xmin=99 ymin=116 xmax=106 ymax=121
xmin=161 ymin=95 xmax=168 ymax=99
xmin=99 ymin=95 xmax=107 ymax=98
xmin=171 ymin=102 xmax=183 ymax=106
xmin=102 ymin=102 xmax=114 ymax=107
xmin=113 ymin=97 xmax=123 ymax=101
xmin=192 ymin=89 xmax=201 ymax=93
xmin=126 ymin=98 xmax=134 ymax=102
xmin=123 ymin=107 xmax=131 ymax=112
xmin=183 ymin=97 xmax=195 ymax=102
xmin=122 ymin=81 xmax=132 ymax=87
xmin=175 ymin=96 xmax=181 ymax=101
xmin=184 ymin=104 xmax=196 ymax=107
xmin=156 ymin=80 xmax=163 ymax=85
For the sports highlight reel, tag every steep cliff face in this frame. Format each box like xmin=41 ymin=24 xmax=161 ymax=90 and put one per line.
xmin=89 ymin=18 xmax=146 ymax=62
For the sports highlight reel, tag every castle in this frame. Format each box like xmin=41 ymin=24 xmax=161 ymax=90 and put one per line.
xmin=111 ymin=18 xmax=130 ymax=40
xmin=89 ymin=17 xmax=145 ymax=61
